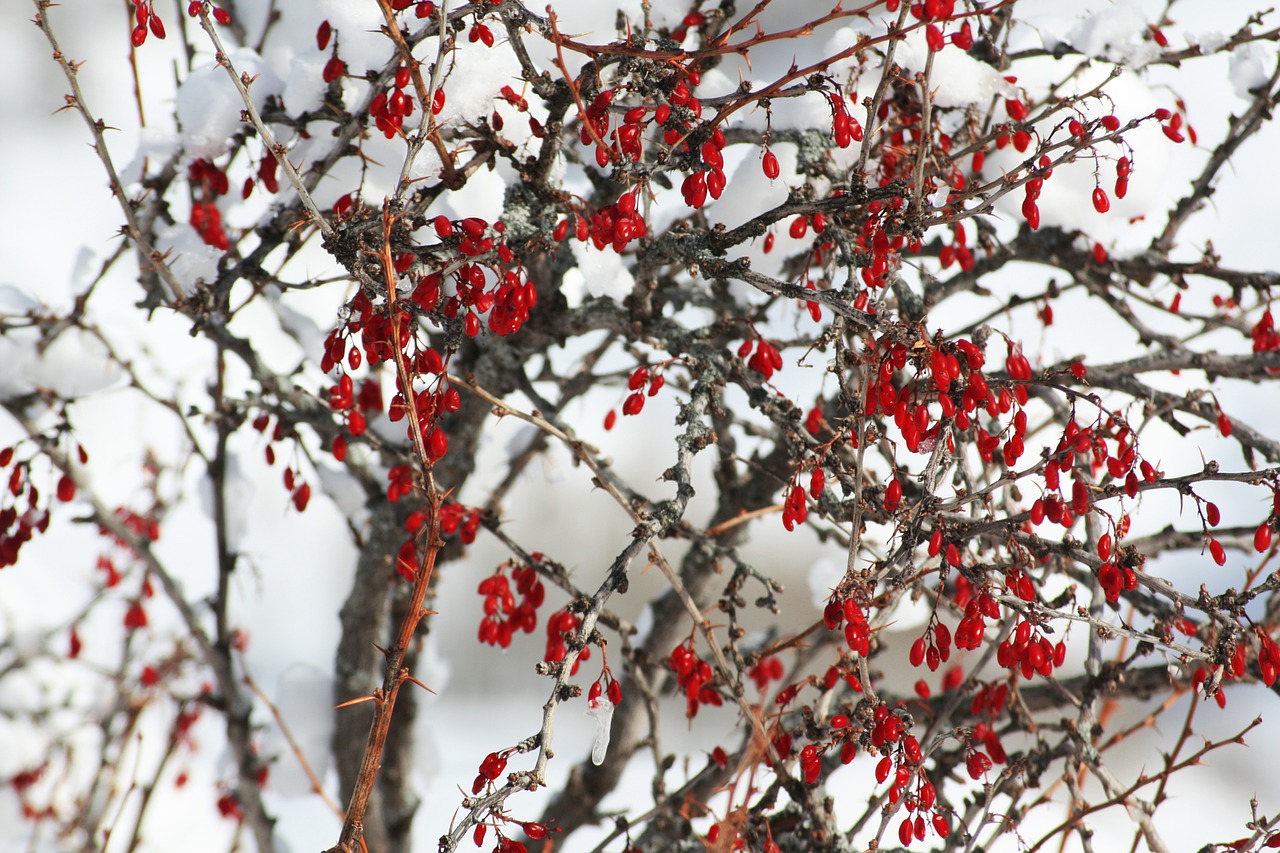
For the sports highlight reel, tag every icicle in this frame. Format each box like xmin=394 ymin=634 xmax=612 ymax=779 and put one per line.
xmin=587 ymin=696 xmax=614 ymax=766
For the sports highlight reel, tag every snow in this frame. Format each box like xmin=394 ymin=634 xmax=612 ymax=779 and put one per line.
xmin=0 ymin=282 xmax=39 ymax=316
xmin=1066 ymin=2 xmax=1160 ymax=66
xmin=1230 ymin=42 xmax=1273 ymax=100
xmin=0 ymin=324 xmax=123 ymax=398
xmin=807 ymin=556 xmax=845 ymax=609
xmin=155 ymin=221 xmax=223 ymax=296
xmin=564 ymin=239 xmax=635 ymax=304
xmin=886 ymin=28 xmax=1015 ymax=108
xmin=281 ymin=51 xmax=329 ymax=117
xmin=176 ymin=48 xmax=282 ymax=160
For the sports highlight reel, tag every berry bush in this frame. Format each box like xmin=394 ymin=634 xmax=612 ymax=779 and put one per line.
xmin=6 ymin=0 xmax=1280 ymax=851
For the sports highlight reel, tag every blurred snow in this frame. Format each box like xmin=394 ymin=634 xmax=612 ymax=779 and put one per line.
xmin=1065 ymin=1 xmax=1161 ymax=66
xmin=1230 ymin=41 xmax=1273 ymax=100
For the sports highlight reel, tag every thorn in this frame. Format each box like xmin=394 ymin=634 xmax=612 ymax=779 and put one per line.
xmin=405 ymin=675 xmax=436 ymax=694
xmin=334 ymin=694 xmax=378 ymax=710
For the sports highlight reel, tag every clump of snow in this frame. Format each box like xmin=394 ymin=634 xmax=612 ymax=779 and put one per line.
xmin=1187 ymin=30 xmax=1228 ymax=54
xmin=880 ymin=30 xmax=1014 ymax=109
xmin=564 ymin=240 xmax=635 ymax=304
xmin=712 ymin=142 xmax=794 ymax=232
xmin=0 ymin=325 xmax=123 ymax=398
xmin=0 ymin=282 xmax=40 ymax=315
xmin=177 ymin=48 xmax=282 ymax=160
xmin=1066 ymin=3 xmax=1160 ymax=67
xmin=282 ymin=50 xmax=329 ymax=117
xmin=434 ymin=37 xmax=523 ymax=127
xmin=807 ymin=557 xmax=844 ymax=608
xmin=1229 ymin=42 xmax=1272 ymax=100
xmin=123 ymin=127 xmax=181 ymax=187
xmin=156 ymin=221 xmax=223 ymax=296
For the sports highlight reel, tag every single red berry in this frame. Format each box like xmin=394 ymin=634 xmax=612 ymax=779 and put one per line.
xmin=762 ymin=149 xmax=779 ymax=180
xmin=884 ymin=478 xmax=903 ymax=512
xmin=212 ymin=6 xmax=230 ymax=24
xmin=322 ymin=57 xmax=346 ymax=83
xmin=1092 ymin=187 xmax=1110 ymax=213
xmin=1256 ymin=522 xmax=1273 ymax=553
xmin=56 ymin=474 xmax=76 ymax=502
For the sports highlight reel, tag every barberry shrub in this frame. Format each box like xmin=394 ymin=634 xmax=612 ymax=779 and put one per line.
xmin=5 ymin=0 xmax=1280 ymax=851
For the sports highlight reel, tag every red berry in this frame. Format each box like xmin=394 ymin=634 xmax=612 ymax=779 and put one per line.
xmin=884 ymin=478 xmax=903 ymax=512
xmin=56 ymin=474 xmax=76 ymax=502
xmin=322 ymin=57 xmax=346 ymax=83
xmin=1092 ymin=187 xmax=1110 ymax=213
xmin=762 ymin=150 xmax=780 ymax=180
xmin=1256 ymin=522 xmax=1273 ymax=553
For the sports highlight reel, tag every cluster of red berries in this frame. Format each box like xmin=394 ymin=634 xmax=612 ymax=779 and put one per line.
xmin=587 ymin=670 xmax=622 ymax=706
xmin=543 ymin=607 xmax=581 ymax=667
xmin=439 ymin=503 xmax=482 ymax=543
xmin=604 ymin=364 xmax=666 ymax=428
xmin=937 ymin=222 xmax=977 ymax=271
xmin=369 ymin=65 xmax=418 ymax=139
xmin=669 ymin=641 xmax=720 ymax=718
xmin=188 ymin=159 xmax=231 ymax=250
xmin=470 ymin=749 xmax=511 ymax=795
xmin=822 ymin=597 xmax=872 ymax=657
xmin=738 ymin=338 xmax=784 ymax=380
xmin=130 ymin=1 xmax=166 ymax=47
xmin=952 ymin=578 xmax=1001 ymax=650
xmin=997 ymin=617 xmax=1066 ymax=680
xmin=477 ymin=564 xmax=544 ymax=650
xmin=780 ymin=477 xmax=810 ymax=532
xmin=908 ymin=619 xmax=952 ymax=672
xmin=748 ymin=656 xmax=785 ymax=693
xmin=1252 ymin=306 xmax=1280 ymax=354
